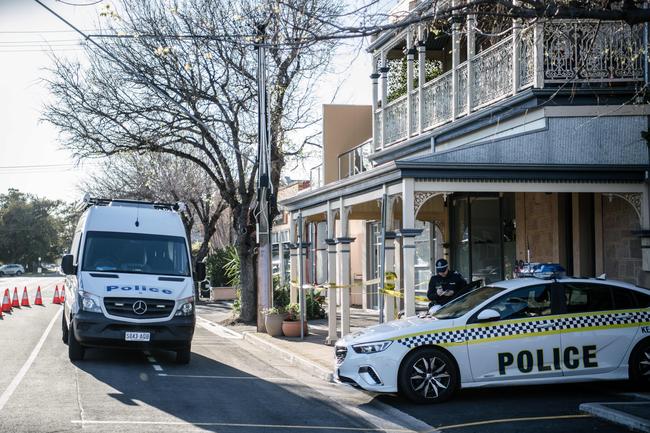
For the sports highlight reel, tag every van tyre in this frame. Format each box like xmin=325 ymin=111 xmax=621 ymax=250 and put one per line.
xmin=176 ymin=347 xmax=191 ymax=364
xmin=61 ymin=313 xmax=69 ymax=345
xmin=630 ymin=339 xmax=650 ymax=389
xmin=398 ymin=347 xmax=459 ymax=403
xmin=68 ymin=323 xmax=85 ymax=361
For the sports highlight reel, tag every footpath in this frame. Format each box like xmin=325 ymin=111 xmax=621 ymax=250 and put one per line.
xmin=197 ymin=300 xmax=650 ymax=433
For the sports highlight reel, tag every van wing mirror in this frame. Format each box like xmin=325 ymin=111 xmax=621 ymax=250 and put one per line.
xmin=195 ymin=261 xmax=206 ymax=282
xmin=61 ymin=254 xmax=75 ymax=275
xmin=476 ymin=308 xmax=501 ymax=322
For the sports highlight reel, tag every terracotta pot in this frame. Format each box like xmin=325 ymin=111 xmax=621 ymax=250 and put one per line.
xmin=264 ymin=313 xmax=285 ymax=337
xmin=281 ymin=320 xmax=308 ymax=337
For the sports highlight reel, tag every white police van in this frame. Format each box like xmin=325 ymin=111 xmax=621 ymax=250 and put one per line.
xmin=335 ymin=276 xmax=650 ymax=402
xmin=61 ymin=198 xmax=205 ymax=364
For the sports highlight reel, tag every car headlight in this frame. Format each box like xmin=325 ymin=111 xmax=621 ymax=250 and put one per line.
xmin=79 ymin=291 xmax=102 ymax=313
xmin=352 ymin=340 xmax=393 ymax=354
xmin=175 ymin=296 xmax=194 ymax=316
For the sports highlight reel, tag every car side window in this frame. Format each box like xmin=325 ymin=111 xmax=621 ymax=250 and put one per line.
xmin=482 ymin=285 xmax=552 ymax=321
xmin=634 ymin=291 xmax=650 ymax=308
xmin=564 ymin=283 xmax=614 ymax=313
xmin=611 ymin=286 xmax=638 ymax=310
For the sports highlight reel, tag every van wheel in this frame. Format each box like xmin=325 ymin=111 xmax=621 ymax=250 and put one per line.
xmin=68 ymin=323 xmax=85 ymax=361
xmin=630 ymin=340 xmax=650 ymax=389
xmin=61 ymin=313 xmax=69 ymax=345
xmin=176 ymin=347 xmax=191 ymax=364
xmin=398 ymin=347 xmax=459 ymax=404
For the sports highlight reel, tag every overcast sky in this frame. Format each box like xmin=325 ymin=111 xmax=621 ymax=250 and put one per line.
xmin=0 ymin=0 xmax=372 ymax=202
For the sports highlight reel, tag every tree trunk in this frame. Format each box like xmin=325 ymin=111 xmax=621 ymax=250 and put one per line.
xmin=233 ymin=203 xmax=257 ymax=323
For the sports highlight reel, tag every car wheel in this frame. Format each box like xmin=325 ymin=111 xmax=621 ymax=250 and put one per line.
xmin=61 ymin=313 xmax=69 ymax=345
xmin=398 ymin=347 xmax=459 ymax=403
xmin=15 ymin=271 xmax=22 ymax=276
xmin=68 ymin=322 xmax=85 ymax=361
xmin=176 ymin=347 xmax=191 ymax=364
xmin=630 ymin=339 xmax=650 ymax=389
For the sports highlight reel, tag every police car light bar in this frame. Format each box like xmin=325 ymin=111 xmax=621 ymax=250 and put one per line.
xmin=78 ymin=195 xmax=186 ymax=212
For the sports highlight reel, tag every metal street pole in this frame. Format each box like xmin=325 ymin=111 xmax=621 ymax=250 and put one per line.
xmin=256 ymin=23 xmax=273 ymax=332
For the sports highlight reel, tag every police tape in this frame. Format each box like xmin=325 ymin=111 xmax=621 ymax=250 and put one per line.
xmin=380 ymin=288 xmax=429 ymax=303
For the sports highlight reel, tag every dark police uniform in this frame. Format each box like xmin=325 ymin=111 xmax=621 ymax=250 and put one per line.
xmin=427 ymin=271 xmax=468 ymax=306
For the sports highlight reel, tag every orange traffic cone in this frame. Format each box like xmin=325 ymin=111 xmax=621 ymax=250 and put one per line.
xmin=34 ymin=286 xmax=43 ymax=306
xmin=21 ymin=287 xmax=30 ymax=307
xmin=2 ymin=289 xmax=11 ymax=313
xmin=60 ymin=286 xmax=65 ymax=303
xmin=52 ymin=285 xmax=61 ymax=304
xmin=11 ymin=287 xmax=20 ymax=308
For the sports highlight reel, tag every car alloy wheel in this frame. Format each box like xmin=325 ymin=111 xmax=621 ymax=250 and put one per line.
xmin=399 ymin=347 xmax=459 ymax=403
xmin=630 ymin=340 xmax=650 ymax=389
xmin=410 ymin=356 xmax=451 ymax=399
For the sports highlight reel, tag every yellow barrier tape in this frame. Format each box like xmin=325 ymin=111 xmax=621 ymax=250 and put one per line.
xmin=380 ymin=288 xmax=429 ymax=303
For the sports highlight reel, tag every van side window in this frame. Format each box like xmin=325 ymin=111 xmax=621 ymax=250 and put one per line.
xmin=70 ymin=231 xmax=81 ymax=262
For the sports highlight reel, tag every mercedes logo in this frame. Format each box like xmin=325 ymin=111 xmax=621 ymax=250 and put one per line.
xmin=132 ymin=300 xmax=147 ymax=315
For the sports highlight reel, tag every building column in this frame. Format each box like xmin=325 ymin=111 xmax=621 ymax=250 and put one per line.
xmin=417 ymin=25 xmax=426 ymax=134
xmin=325 ymin=202 xmax=338 ymax=344
xmin=640 ymin=184 xmax=650 ymax=274
xmin=533 ymin=21 xmax=545 ymax=88
xmin=406 ymin=27 xmax=415 ymax=138
xmin=466 ymin=13 xmax=476 ymax=113
xmin=288 ymin=215 xmax=298 ymax=303
xmin=371 ymin=59 xmax=380 ymax=151
xmin=399 ymin=178 xmax=422 ymax=317
xmin=336 ymin=202 xmax=354 ymax=336
xmin=383 ymin=231 xmax=397 ymax=322
xmin=451 ymin=0 xmax=460 ymax=119
xmin=379 ymin=53 xmax=389 ymax=150
xmin=512 ymin=0 xmax=522 ymax=94
xmin=279 ymin=241 xmax=288 ymax=286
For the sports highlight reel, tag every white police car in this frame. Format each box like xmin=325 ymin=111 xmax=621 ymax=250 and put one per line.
xmin=335 ymin=277 xmax=650 ymax=403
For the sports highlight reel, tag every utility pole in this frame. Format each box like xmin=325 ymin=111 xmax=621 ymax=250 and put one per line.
xmin=256 ymin=22 xmax=273 ymax=332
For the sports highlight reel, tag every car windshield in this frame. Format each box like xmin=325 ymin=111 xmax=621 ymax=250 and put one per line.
xmin=433 ymin=286 xmax=505 ymax=320
xmin=82 ymin=231 xmax=190 ymax=276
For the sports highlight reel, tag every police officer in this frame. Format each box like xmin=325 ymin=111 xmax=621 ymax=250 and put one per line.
xmin=427 ymin=258 xmax=468 ymax=307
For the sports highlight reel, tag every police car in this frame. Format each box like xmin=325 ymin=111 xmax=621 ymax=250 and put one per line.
xmin=334 ymin=276 xmax=650 ymax=403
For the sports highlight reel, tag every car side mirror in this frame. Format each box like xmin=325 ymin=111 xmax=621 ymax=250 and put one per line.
xmin=61 ymin=254 xmax=75 ymax=275
xmin=476 ymin=308 xmax=501 ymax=322
xmin=195 ymin=261 xmax=206 ymax=282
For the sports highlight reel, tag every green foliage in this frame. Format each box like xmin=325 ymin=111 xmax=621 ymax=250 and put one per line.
xmin=387 ymin=58 xmax=443 ymax=103
xmin=285 ymin=302 xmax=300 ymax=321
xmin=0 ymin=189 xmax=72 ymax=267
xmin=206 ymin=248 xmax=234 ymax=287
xmin=223 ymin=245 xmax=240 ymax=287
xmin=273 ymin=275 xmax=290 ymax=310
xmin=305 ymin=291 xmax=326 ymax=320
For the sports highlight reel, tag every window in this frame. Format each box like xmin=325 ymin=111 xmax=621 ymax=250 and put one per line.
xmin=482 ymin=284 xmax=552 ymax=321
xmin=611 ymin=286 xmax=638 ymax=310
xmin=564 ymin=283 xmax=614 ymax=314
xmin=634 ymin=290 xmax=650 ymax=308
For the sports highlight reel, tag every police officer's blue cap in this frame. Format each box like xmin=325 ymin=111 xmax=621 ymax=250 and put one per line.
xmin=435 ymin=259 xmax=448 ymax=272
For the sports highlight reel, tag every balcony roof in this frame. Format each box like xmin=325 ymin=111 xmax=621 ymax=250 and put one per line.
xmin=366 ymin=0 xmax=433 ymax=53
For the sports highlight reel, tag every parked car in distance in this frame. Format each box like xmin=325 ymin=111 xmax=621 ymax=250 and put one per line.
xmin=0 ymin=264 xmax=25 ymax=276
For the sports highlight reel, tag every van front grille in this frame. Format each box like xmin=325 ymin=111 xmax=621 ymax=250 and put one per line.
xmin=104 ymin=297 xmax=174 ymax=319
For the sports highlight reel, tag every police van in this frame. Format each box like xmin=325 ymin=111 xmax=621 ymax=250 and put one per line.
xmin=335 ymin=276 xmax=650 ymax=403
xmin=60 ymin=198 xmax=205 ymax=364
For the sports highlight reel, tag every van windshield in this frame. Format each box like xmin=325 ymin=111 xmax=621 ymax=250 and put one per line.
xmin=82 ymin=231 xmax=190 ymax=276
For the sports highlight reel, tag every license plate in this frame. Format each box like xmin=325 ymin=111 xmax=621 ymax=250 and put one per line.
xmin=125 ymin=332 xmax=150 ymax=342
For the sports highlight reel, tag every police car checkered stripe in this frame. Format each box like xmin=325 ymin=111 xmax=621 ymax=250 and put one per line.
xmin=395 ymin=310 xmax=650 ymax=349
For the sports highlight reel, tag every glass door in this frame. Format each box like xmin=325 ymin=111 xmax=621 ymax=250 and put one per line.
xmin=366 ymin=222 xmax=380 ymax=309
xmin=470 ymin=197 xmax=502 ymax=284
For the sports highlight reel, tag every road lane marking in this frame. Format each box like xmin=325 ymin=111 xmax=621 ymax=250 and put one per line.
xmin=196 ymin=316 xmax=243 ymax=339
xmin=152 ymin=364 xmax=163 ymax=371
xmin=145 ymin=355 xmax=164 ymax=372
xmin=70 ymin=420 xmax=414 ymax=431
xmin=429 ymin=414 xmax=592 ymax=431
xmin=157 ymin=373 xmax=294 ymax=381
xmin=0 ymin=309 xmax=62 ymax=411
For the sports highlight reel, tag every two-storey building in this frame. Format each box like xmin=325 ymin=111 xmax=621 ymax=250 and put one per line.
xmin=280 ymin=0 xmax=650 ymax=342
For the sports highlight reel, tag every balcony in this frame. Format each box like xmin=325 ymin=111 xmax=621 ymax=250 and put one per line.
xmin=338 ymin=139 xmax=373 ymax=180
xmin=374 ymin=20 xmax=644 ymax=150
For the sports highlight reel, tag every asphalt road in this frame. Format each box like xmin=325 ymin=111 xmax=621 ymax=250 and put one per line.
xmin=0 ymin=277 xmax=642 ymax=433
xmin=0 ymin=277 xmax=399 ymax=433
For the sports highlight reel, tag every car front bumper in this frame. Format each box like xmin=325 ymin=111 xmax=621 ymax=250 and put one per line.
xmin=72 ymin=311 xmax=195 ymax=350
xmin=334 ymin=342 xmax=408 ymax=393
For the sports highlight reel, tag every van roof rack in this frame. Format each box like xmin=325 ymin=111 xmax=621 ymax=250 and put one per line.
xmin=78 ymin=195 xmax=186 ymax=212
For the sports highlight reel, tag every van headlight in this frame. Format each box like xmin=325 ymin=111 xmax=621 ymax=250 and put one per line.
xmin=352 ymin=341 xmax=393 ymax=354
xmin=79 ymin=291 xmax=102 ymax=313
xmin=175 ymin=296 xmax=194 ymax=316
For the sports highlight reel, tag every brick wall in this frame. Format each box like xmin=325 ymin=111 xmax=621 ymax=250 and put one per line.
xmin=602 ymin=196 xmax=641 ymax=284
xmin=516 ymin=192 xmax=560 ymax=264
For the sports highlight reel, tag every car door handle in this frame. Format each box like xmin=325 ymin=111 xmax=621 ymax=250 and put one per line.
xmin=619 ymin=314 xmax=633 ymax=320
xmin=535 ymin=323 xmax=553 ymax=330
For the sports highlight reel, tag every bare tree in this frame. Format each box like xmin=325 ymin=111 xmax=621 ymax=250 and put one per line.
xmin=83 ymin=153 xmax=227 ymax=262
xmin=43 ymin=0 xmax=340 ymax=323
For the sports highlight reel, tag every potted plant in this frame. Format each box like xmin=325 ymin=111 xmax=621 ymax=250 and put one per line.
xmin=263 ymin=307 xmax=286 ymax=337
xmin=281 ymin=303 xmax=308 ymax=337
